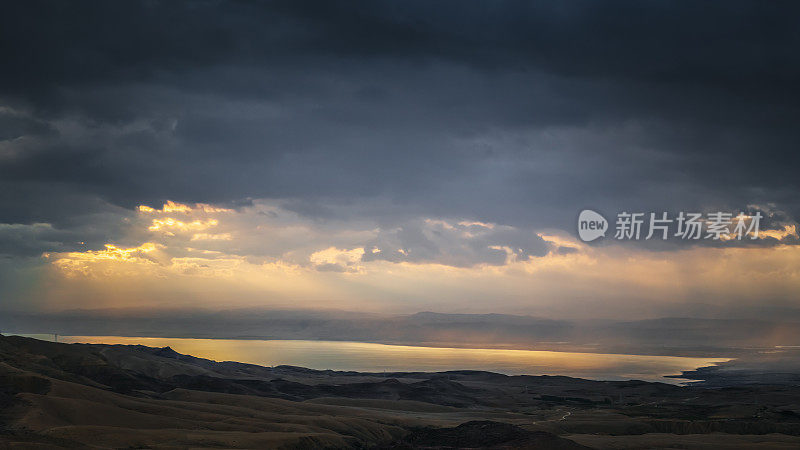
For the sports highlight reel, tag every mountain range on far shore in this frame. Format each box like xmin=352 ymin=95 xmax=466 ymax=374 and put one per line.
xmin=3 ymin=308 xmax=800 ymax=358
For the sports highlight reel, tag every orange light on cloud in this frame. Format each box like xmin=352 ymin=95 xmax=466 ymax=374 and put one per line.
xmin=720 ymin=223 xmax=799 ymax=241
xmin=138 ymin=201 xmax=232 ymax=214
xmin=49 ymin=242 xmax=165 ymax=278
xmin=309 ymin=246 xmax=366 ymax=273
xmin=539 ymin=233 xmax=583 ymax=251
xmin=148 ymin=218 xmax=219 ymax=233
xmin=191 ymin=232 xmax=233 ymax=241
xmin=59 ymin=243 xmax=161 ymax=262
xmin=759 ymin=224 xmax=799 ymax=240
xmin=457 ymin=220 xmax=496 ymax=229
xmin=35 ymin=198 xmax=800 ymax=316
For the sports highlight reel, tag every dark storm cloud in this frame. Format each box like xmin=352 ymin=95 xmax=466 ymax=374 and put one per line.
xmin=361 ymin=219 xmax=553 ymax=267
xmin=5 ymin=1 xmax=800 ymax=91
xmin=1 ymin=0 xmax=799 ymax=255
xmin=0 ymin=109 xmax=55 ymax=141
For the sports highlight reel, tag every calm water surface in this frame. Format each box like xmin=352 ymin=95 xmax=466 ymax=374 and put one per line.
xmin=51 ymin=335 xmax=727 ymax=384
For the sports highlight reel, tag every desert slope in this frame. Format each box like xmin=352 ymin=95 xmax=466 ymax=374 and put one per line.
xmin=1 ymin=335 xmax=799 ymax=449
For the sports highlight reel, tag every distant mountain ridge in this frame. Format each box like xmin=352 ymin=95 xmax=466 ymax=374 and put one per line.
xmin=2 ymin=309 xmax=799 ymax=357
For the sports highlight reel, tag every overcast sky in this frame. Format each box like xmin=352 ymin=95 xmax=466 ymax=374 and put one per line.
xmin=1 ymin=1 xmax=799 ymax=318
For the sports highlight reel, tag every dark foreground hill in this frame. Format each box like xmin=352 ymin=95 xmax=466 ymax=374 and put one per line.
xmin=1 ymin=335 xmax=799 ymax=449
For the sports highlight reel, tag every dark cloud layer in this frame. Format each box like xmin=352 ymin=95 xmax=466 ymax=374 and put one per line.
xmin=1 ymin=0 xmax=799 ymax=255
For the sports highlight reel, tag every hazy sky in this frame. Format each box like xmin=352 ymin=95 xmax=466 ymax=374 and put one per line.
xmin=1 ymin=1 xmax=799 ymax=318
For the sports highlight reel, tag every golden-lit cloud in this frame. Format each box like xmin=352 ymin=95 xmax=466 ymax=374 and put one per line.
xmin=190 ymin=232 xmax=233 ymax=241
xmin=309 ymin=246 xmax=366 ymax=273
xmin=138 ymin=201 xmax=232 ymax=214
xmin=136 ymin=205 xmax=157 ymax=213
xmin=36 ymin=199 xmax=800 ymax=316
xmin=759 ymin=224 xmax=799 ymax=241
xmin=719 ymin=221 xmax=798 ymax=241
xmin=148 ymin=218 xmax=219 ymax=233
xmin=457 ymin=220 xmax=495 ymax=229
xmin=538 ymin=233 xmax=584 ymax=252
xmin=48 ymin=243 xmax=165 ymax=278
xmin=54 ymin=242 xmax=161 ymax=262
